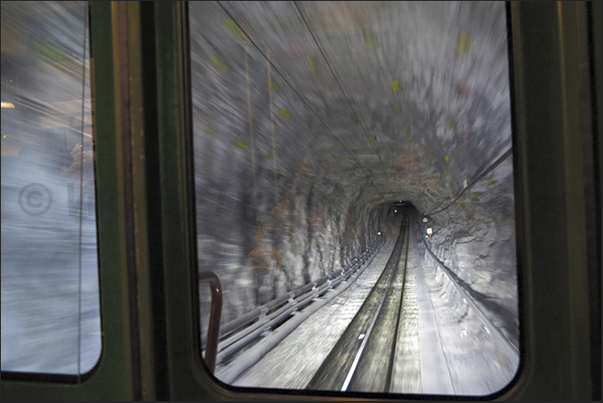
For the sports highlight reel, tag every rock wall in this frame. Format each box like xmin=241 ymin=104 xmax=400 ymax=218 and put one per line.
xmin=419 ymin=157 xmax=519 ymax=347
xmin=190 ymin=1 xmax=518 ymax=339
xmin=196 ymin=173 xmax=389 ymax=325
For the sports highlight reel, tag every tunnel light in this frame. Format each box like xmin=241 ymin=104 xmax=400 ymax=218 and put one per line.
xmin=1 ymin=102 xmax=15 ymax=109
xmin=423 ymin=217 xmax=428 ymax=223
xmin=426 ymin=228 xmax=433 ymax=235
xmin=377 ymin=232 xmax=382 ymax=236
xmin=394 ymin=209 xmax=397 ymax=213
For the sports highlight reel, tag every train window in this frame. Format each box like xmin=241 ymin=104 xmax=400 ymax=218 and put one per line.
xmin=1 ymin=2 xmax=100 ymax=375
xmin=190 ymin=1 xmax=519 ymax=397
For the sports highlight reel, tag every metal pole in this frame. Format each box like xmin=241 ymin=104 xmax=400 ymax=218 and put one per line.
xmin=199 ymin=272 xmax=223 ymax=374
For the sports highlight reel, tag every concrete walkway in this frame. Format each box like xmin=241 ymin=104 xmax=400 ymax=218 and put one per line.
xmin=233 ymin=234 xmax=398 ymax=388
xmin=232 ymin=219 xmax=516 ymax=396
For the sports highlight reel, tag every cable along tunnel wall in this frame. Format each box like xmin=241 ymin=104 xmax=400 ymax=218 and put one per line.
xmin=190 ymin=1 xmax=516 ymax=340
xmin=419 ymin=153 xmax=519 ymax=351
xmin=189 ymin=1 xmax=519 ymax=395
xmin=228 ymin=210 xmax=518 ymax=395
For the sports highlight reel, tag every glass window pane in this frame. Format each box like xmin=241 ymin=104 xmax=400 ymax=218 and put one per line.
xmin=1 ymin=1 xmax=100 ymax=375
xmin=190 ymin=1 xmax=518 ymax=396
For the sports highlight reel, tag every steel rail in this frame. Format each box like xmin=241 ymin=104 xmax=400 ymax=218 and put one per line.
xmin=215 ymin=237 xmax=386 ymax=384
xmin=385 ymin=214 xmax=411 ymax=391
xmin=216 ymin=242 xmax=381 ymax=361
xmin=307 ymin=216 xmax=408 ymax=391
xmin=203 ymin=237 xmax=385 ymax=364
xmin=340 ymin=274 xmax=391 ymax=392
xmin=345 ymin=214 xmax=411 ymax=392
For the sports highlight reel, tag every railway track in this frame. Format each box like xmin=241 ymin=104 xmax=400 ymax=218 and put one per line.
xmin=306 ymin=212 xmax=411 ymax=393
xmin=305 ymin=211 xmax=519 ymax=394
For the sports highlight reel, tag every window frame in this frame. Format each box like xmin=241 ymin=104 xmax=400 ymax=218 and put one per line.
xmin=1 ymin=1 xmax=598 ymax=400
xmin=165 ymin=1 xmax=597 ymax=400
xmin=1 ymin=2 xmax=137 ymax=399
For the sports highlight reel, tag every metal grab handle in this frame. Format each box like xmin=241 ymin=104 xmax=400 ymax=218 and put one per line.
xmin=199 ymin=272 xmax=223 ymax=374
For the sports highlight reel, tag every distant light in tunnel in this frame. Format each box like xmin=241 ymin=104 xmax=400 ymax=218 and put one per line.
xmin=426 ymin=228 xmax=433 ymax=235
xmin=186 ymin=1 xmax=520 ymax=395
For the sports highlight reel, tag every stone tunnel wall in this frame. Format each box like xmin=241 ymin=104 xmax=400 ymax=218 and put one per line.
xmin=190 ymin=2 xmax=393 ymax=326
xmin=195 ymin=160 xmax=390 ymax=326
xmin=419 ymin=156 xmax=519 ymax=347
xmin=189 ymin=1 xmax=517 ymax=337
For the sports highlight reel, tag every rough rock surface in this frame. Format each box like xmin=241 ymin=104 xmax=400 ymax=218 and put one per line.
xmin=0 ymin=0 xmax=519 ymax=383
xmin=228 ymin=219 xmax=518 ymax=395
xmin=190 ymin=1 xmax=517 ymax=344
xmin=420 ymin=159 xmax=519 ymax=347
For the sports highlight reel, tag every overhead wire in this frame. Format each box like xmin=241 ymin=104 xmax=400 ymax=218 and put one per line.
xmin=293 ymin=1 xmax=395 ymax=198
xmin=266 ymin=48 xmax=279 ymax=204
xmin=426 ymin=147 xmax=512 ymax=216
xmin=244 ymin=50 xmax=259 ymax=212
xmin=216 ymin=1 xmax=383 ymax=199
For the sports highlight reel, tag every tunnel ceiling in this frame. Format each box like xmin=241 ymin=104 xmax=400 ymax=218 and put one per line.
xmin=190 ymin=1 xmax=512 ymax=215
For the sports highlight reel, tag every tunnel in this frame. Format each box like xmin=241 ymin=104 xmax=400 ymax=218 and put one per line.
xmin=190 ymin=1 xmax=518 ymax=395
xmin=0 ymin=0 xmax=519 ymax=397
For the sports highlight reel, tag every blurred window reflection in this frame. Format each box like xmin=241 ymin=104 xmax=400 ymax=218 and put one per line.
xmin=1 ymin=1 xmax=100 ymax=375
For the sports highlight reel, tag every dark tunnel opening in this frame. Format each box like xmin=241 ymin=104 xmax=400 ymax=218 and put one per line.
xmin=387 ymin=200 xmax=416 ymax=214
xmin=0 ymin=0 xmax=520 ymax=396
xmin=189 ymin=2 xmax=519 ymax=394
